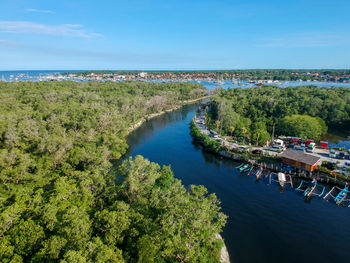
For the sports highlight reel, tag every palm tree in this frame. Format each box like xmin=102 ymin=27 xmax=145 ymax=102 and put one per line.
xmin=242 ymin=127 xmax=247 ymax=144
xmin=215 ymin=120 xmax=221 ymax=131
xmin=229 ymin=126 xmax=235 ymax=138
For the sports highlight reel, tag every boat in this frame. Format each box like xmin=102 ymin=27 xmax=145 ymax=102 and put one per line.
xmin=297 ymin=178 xmax=325 ymax=198
xmin=269 ymin=172 xmax=293 ymax=187
xmin=240 ymin=163 xmax=251 ymax=171
xmin=235 ymin=163 xmax=245 ymax=169
xmin=235 ymin=163 xmax=251 ymax=172
xmin=335 ymin=186 xmax=349 ymax=205
xmin=261 ymin=169 xmax=270 ymax=178
xmin=324 ymin=184 xmax=349 ymax=205
xmin=253 ymin=166 xmax=264 ymax=179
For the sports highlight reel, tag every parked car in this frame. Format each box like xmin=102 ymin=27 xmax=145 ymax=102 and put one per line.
xmin=338 ymin=151 xmax=346 ymax=159
xmin=306 ymin=142 xmax=316 ymax=153
xmin=267 ymin=146 xmax=282 ymax=152
xmin=329 ymin=149 xmax=336 ymax=158
xmin=238 ymin=146 xmax=249 ymax=152
xmin=252 ymin=149 xmax=263 ymax=155
xmin=300 ymin=143 xmax=306 ymax=148
xmin=289 ymin=143 xmax=295 ymax=149
xmin=294 ymin=147 xmax=305 ymax=152
xmin=341 ymin=166 xmax=350 ymax=176
xmin=342 ymin=171 xmax=350 ymax=177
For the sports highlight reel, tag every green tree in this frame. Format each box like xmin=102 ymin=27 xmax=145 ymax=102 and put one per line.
xmin=0 ymin=81 xmax=222 ymax=263
xmin=251 ymin=121 xmax=270 ymax=146
xmin=277 ymin=114 xmax=328 ymax=140
xmin=215 ymin=120 xmax=221 ymax=132
xmin=229 ymin=126 xmax=235 ymax=137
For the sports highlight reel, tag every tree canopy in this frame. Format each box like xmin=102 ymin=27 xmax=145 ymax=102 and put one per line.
xmin=277 ymin=115 xmax=328 ymax=140
xmin=208 ymin=85 xmax=350 ymax=144
xmin=0 ymin=81 xmax=226 ymax=262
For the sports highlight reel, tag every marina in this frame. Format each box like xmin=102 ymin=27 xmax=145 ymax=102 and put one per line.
xmin=2 ymin=70 xmax=350 ymax=89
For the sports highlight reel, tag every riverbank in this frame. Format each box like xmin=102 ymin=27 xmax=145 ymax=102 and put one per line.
xmin=217 ymin=234 xmax=230 ymax=263
xmin=190 ymin=117 xmax=350 ymax=188
xmin=128 ymin=95 xmax=211 ymax=133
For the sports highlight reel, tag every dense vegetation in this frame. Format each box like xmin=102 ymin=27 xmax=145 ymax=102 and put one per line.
xmin=190 ymin=121 xmax=221 ymax=153
xmin=278 ymin=115 xmax=327 ymax=140
xmin=208 ymin=86 xmax=350 ymax=144
xmin=0 ymin=81 xmax=227 ymax=262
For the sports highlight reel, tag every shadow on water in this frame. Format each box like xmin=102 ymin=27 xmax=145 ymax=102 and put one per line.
xmin=123 ymin=103 xmax=350 ymax=263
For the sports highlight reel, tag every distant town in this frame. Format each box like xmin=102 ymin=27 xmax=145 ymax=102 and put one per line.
xmin=2 ymin=69 xmax=350 ymax=84
xmin=64 ymin=69 xmax=350 ymax=83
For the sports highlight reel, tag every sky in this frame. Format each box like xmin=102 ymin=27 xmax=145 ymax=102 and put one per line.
xmin=0 ymin=0 xmax=349 ymax=70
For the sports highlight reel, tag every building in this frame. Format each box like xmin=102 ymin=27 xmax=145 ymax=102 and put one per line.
xmin=139 ymin=72 xmax=147 ymax=78
xmin=281 ymin=149 xmax=320 ymax=172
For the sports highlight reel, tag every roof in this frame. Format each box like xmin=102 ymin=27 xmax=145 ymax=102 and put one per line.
xmin=281 ymin=149 xmax=320 ymax=166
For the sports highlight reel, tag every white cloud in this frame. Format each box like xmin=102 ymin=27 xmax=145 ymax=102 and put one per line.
xmin=26 ymin=8 xmax=54 ymax=14
xmin=255 ymin=32 xmax=350 ymax=48
xmin=0 ymin=21 xmax=102 ymax=38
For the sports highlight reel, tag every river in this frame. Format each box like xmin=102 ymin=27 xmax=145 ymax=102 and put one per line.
xmin=125 ymin=104 xmax=350 ymax=263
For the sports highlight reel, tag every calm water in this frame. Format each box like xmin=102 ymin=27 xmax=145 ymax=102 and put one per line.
xmin=0 ymin=70 xmax=84 ymax=81
xmin=125 ymin=104 xmax=350 ymax=263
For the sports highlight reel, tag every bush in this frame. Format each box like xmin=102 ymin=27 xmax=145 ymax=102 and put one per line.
xmin=190 ymin=121 xmax=221 ymax=153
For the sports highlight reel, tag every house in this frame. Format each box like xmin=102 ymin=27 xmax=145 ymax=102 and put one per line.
xmin=281 ymin=149 xmax=320 ymax=172
xmin=139 ymin=72 xmax=147 ymax=78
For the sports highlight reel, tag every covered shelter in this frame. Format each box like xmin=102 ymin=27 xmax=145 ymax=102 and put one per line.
xmin=273 ymin=139 xmax=285 ymax=146
xmin=281 ymin=149 xmax=320 ymax=172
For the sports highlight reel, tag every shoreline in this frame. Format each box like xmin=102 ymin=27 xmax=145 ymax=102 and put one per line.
xmin=191 ymin=119 xmax=350 ymax=188
xmin=216 ymin=233 xmax=231 ymax=263
xmin=127 ymin=95 xmax=211 ymax=134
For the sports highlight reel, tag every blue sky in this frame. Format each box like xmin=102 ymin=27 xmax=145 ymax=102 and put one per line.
xmin=0 ymin=0 xmax=349 ymax=70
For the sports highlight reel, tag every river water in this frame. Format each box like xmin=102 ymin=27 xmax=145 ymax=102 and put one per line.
xmin=125 ymin=104 xmax=350 ymax=263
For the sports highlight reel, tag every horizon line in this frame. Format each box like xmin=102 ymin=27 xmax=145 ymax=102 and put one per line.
xmin=1 ymin=68 xmax=350 ymax=72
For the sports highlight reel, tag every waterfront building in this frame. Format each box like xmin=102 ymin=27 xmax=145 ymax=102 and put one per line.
xmin=281 ymin=149 xmax=320 ymax=172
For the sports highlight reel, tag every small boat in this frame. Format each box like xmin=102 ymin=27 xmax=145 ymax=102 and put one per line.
xmin=239 ymin=163 xmax=251 ymax=172
xmin=269 ymin=172 xmax=293 ymax=187
xmin=254 ymin=167 xmax=264 ymax=179
xmin=236 ymin=163 xmax=251 ymax=172
xmin=247 ymin=166 xmax=263 ymax=178
xmin=335 ymin=186 xmax=348 ymax=205
xmin=235 ymin=163 xmax=245 ymax=169
xmin=297 ymin=178 xmax=325 ymax=198
xmin=261 ymin=169 xmax=270 ymax=178
xmin=324 ymin=184 xmax=349 ymax=205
